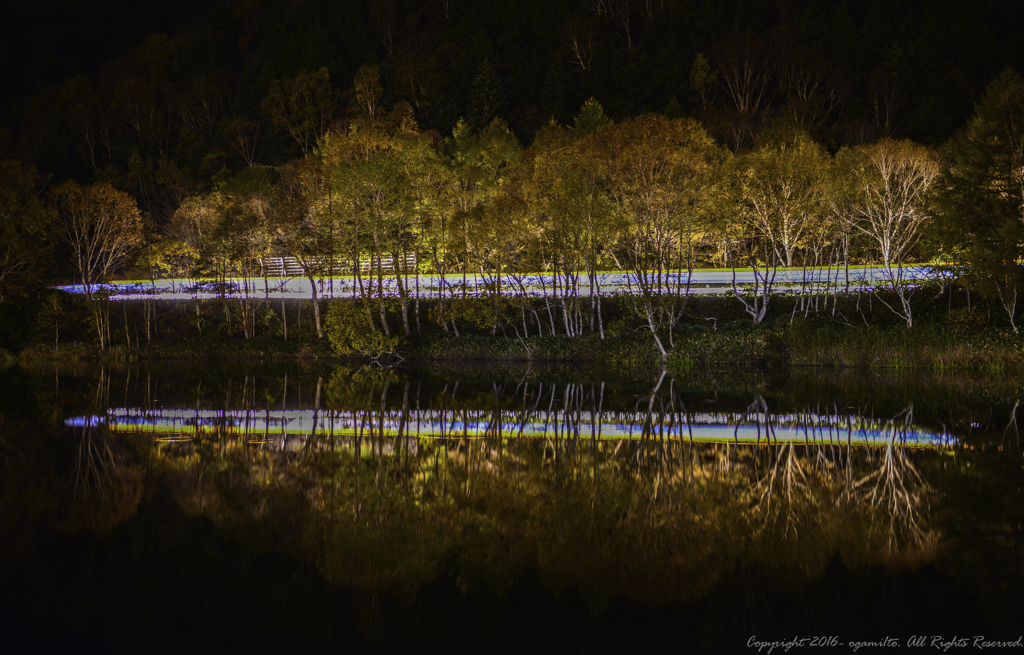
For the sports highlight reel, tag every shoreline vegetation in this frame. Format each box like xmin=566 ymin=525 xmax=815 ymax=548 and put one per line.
xmin=4 ymin=74 xmax=1024 ymax=365
xmin=4 ymin=280 xmax=1022 ymax=374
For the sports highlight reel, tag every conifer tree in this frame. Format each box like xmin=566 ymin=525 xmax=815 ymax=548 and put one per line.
xmin=572 ymin=98 xmax=613 ymax=134
xmin=931 ymin=68 xmax=1024 ymax=331
xmin=467 ymin=60 xmax=507 ymax=132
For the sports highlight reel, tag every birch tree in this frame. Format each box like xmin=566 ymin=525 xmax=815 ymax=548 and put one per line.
xmin=52 ymin=181 xmax=143 ymax=348
xmin=849 ymin=139 xmax=939 ymax=327
xmin=590 ymin=115 xmax=722 ymax=355
xmin=732 ymin=124 xmax=828 ymax=324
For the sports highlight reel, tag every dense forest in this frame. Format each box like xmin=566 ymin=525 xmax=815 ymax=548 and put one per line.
xmin=2 ymin=0 xmax=1024 ymax=355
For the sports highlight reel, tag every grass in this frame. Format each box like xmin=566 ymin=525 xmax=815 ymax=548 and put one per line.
xmin=7 ymin=283 xmax=1024 ymax=374
xmin=782 ymin=322 xmax=1023 ymax=370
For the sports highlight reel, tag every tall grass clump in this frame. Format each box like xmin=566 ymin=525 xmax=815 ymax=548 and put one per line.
xmin=784 ymin=320 xmax=1024 ymax=370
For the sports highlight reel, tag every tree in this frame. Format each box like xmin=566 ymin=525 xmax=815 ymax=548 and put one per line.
xmin=737 ymin=124 xmax=830 ymax=268
xmin=689 ymin=53 xmax=717 ymax=112
xmin=590 ymin=115 xmax=723 ymax=355
xmin=51 ymin=181 xmax=143 ymax=348
xmin=262 ymin=68 xmax=337 ymax=156
xmin=392 ymin=52 xmax=452 ymax=125
xmin=466 ymin=60 xmax=507 ymax=132
xmin=216 ymin=167 xmax=282 ymax=340
xmin=711 ymin=32 xmax=774 ymax=152
xmin=443 ymin=117 xmax=522 ymax=324
xmin=469 ymin=188 xmax=537 ymax=338
xmin=572 ymin=98 xmax=613 ymax=134
xmin=774 ymin=39 xmax=846 ymax=137
xmin=324 ymin=117 xmax=442 ymax=339
xmin=168 ymin=192 xmax=224 ymax=282
xmin=518 ymin=124 xmax=609 ymax=339
xmin=353 ymin=64 xmax=384 ymax=119
xmin=393 ymin=126 xmax=449 ymax=335
xmin=269 ymin=162 xmax=333 ymax=339
xmin=56 ymin=77 xmax=113 ymax=173
xmin=168 ymin=181 xmax=269 ymax=338
xmin=930 ymin=69 xmax=1024 ymax=331
xmin=223 ymin=117 xmax=261 ymax=167
xmin=52 ymin=181 xmax=143 ymax=302
xmin=732 ymin=123 xmax=829 ymax=324
xmin=847 ymin=139 xmax=939 ymax=328
xmin=0 ymin=161 xmax=53 ymax=305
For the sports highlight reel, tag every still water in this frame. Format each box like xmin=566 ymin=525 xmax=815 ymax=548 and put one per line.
xmin=2 ymin=362 xmax=1022 ymax=653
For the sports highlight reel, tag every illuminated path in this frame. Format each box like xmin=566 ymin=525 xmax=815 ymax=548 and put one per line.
xmin=58 ymin=266 xmax=934 ymax=301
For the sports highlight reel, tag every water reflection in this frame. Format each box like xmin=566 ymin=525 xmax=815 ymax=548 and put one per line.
xmin=68 ymin=405 xmax=954 ymax=447
xmin=68 ymin=380 xmax=955 ymax=449
xmin=4 ymin=362 xmax=1023 ymax=646
xmin=42 ymin=365 xmax=994 ymax=602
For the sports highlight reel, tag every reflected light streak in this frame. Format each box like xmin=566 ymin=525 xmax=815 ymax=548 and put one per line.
xmin=66 ymin=407 xmax=955 ymax=449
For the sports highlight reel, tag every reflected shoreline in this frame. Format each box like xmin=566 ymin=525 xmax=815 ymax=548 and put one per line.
xmin=3 ymin=360 xmax=1023 ymax=648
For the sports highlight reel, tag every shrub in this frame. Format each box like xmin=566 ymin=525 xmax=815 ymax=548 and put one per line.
xmin=671 ymin=326 xmax=790 ymax=369
xmin=325 ymin=301 xmax=402 ymax=358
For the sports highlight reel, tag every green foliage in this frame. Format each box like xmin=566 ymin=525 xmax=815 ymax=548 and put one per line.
xmin=32 ymin=291 xmax=82 ymax=350
xmin=572 ymin=98 xmax=613 ymax=134
xmin=0 ymin=160 xmax=56 ymax=303
xmin=262 ymin=67 xmax=337 ymax=156
xmin=466 ymin=60 xmax=507 ymax=133
xmin=688 ymin=53 xmax=718 ymax=110
xmin=129 ymin=239 xmax=193 ymax=280
xmin=352 ymin=64 xmax=383 ymax=118
xmin=737 ymin=122 xmax=830 ymax=269
xmin=929 ymin=68 xmax=1024 ymax=330
xmin=672 ymin=325 xmax=790 ymax=369
xmin=325 ymin=301 xmax=401 ymax=358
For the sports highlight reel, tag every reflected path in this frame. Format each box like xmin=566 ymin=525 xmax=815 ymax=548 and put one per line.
xmin=70 ymin=404 xmax=955 ymax=449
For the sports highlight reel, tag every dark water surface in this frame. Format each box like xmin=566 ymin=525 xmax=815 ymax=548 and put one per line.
xmin=2 ymin=362 xmax=1022 ymax=654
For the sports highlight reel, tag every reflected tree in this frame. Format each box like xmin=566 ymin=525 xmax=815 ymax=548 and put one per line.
xmin=848 ymin=404 xmax=936 ymax=562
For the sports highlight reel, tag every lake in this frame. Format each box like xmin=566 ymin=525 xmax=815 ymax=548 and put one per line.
xmin=1 ymin=361 xmax=1021 ymax=653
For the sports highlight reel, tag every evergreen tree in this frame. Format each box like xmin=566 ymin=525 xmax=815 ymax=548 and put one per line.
xmin=663 ymin=96 xmax=684 ymax=119
xmin=930 ymin=68 xmax=1024 ymax=331
xmin=572 ymin=98 xmax=613 ymax=134
xmin=689 ymin=53 xmax=718 ymax=111
xmin=467 ymin=60 xmax=507 ymax=133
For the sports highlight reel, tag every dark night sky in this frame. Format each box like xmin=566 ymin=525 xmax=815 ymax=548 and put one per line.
xmin=1 ymin=0 xmax=211 ymax=112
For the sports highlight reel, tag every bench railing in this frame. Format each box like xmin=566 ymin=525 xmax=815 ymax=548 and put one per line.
xmin=260 ymin=255 xmax=418 ymax=277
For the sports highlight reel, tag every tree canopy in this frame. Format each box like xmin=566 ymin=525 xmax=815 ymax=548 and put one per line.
xmin=930 ymin=68 xmax=1024 ymax=330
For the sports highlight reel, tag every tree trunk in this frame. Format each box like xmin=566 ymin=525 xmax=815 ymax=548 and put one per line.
xmin=395 ymin=259 xmax=411 ymax=336
xmin=644 ymin=298 xmax=667 ymax=358
xmin=306 ymin=275 xmax=323 ymax=338
xmin=379 ymin=297 xmax=391 ymax=337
